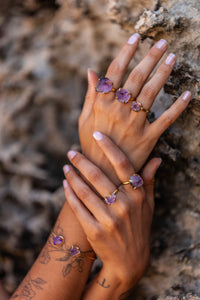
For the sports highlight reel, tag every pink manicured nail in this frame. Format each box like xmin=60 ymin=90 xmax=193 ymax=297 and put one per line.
xmin=63 ymin=165 xmax=70 ymax=173
xmin=128 ymin=33 xmax=140 ymax=45
xmin=68 ymin=150 xmax=77 ymax=159
xmin=155 ymin=39 xmax=168 ymax=50
xmin=63 ymin=179 xmax=68 ymax=188
xmin=93 ymin=131 xmax=103 ymax=141
xmin=165 ymin=53 xmax=176 ymax=65
xmin=182 ymin=91 xmax=192 ymax=101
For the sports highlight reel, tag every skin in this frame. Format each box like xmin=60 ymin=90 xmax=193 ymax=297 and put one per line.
xmin=79 ymin=36 xmax=192 ymax=185
xmin=63 ymin=132 xmax=162 ymax=300
xmin=7 ymin=35 xmax=192 ymax=300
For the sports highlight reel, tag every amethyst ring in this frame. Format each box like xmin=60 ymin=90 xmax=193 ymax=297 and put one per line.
xmin=131 ymin=101 xmax=149 ymax=113
xmin=104 ymin=188 xmax=119 ymax=205
xmin=115 ymin=88 xmax=134 ymax=104
xmin=69 ymin=245 xmax=96 ymax=262
xmin=122 ymin=174 xmax=144 ymax=190
xmin=52 ymin=232 xmax=65 ymax=247
xmin=96 ymin=77 xmax=116 ymax=94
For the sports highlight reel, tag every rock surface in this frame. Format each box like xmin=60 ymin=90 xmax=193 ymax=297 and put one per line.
xmin=0 ymin=0 xmax=199 ymax=298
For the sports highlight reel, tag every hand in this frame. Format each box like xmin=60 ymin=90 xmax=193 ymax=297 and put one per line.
xmin=63 ymin=132 xmax=161 ymax=292
xmin=79 ymin=35 xmax=192 ymax=184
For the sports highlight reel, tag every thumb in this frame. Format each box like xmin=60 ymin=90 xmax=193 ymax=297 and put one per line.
xmin=141 ymin=158 xmax=162 ymax=210
xmin=81 ymin=69 xmax=98 ymax=118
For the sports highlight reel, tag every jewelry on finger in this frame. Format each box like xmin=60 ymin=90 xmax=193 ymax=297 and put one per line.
xmin=52 ymin=232 xmax=65 ymax=247
xmin=96 ymin=77 xmax=116 ymax=94
xmin=104 ymin=188 xmax=119 ymax=205
xmin=115 ymin=88 xmax=134 ymax=104
xmin=69 ymin=245 xmax=96 ymax=262
xmin=131 ymin=101 xmax=149 ymax=113
xmin=122 ymin=174 xmax=144 ymax=189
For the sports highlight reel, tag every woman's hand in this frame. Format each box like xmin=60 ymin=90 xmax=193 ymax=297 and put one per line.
xmin=63 ymin=132 xmax=161 ymax=299
xmin=79 ymin=34 xmax=192 ymax=185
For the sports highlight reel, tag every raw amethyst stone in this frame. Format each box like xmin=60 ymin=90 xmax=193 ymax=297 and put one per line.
xmin=129 ymin=174 xmax=143 ymax=189
xmin=53 ymin=235 xmax=64 ymax=246
xmin=70 ymin=246 xmax=80 ymax=256
xmin=131 ymin=101 xmax=141 ymax=112
xmin=105 ymin=194 xmax=116 ymax=205
xmin=116 ymin=88 xmax=131 ymax=103
xmin=96 ymin=77 xmax=113 ymax=93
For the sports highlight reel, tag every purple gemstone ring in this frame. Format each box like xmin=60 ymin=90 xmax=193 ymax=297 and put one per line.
xmin=96 ymin=77 xmax=116 ymax=94
xmin=52 ymin=232 xmax=65 ymax=247
xmin=104 ymin=188 xmax=119 ymax=205
xmin=131 ymin=101 xmax=149 ymax=113
xmin=122 ymin=174 xmax=144 ymax=190
xmin=115 ymin=88 xmax=133 ymax=104
xmin=69 ymin=245 xmax=96 ymax=261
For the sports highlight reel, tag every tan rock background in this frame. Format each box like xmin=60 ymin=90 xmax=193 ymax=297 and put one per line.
xmin=0 ymin=0 xmax=199 ymax=298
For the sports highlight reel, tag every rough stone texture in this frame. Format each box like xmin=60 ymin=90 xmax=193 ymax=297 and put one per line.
xmin=0 ymin=0 xmax=199 ymax=299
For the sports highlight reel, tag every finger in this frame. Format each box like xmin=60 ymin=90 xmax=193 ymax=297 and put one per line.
xmin=123 ymin=39 xmax=168 ymax=100
xmin=136 ymin=53 xmax=176 ymax=113
xmin=79 ymin=69 xmax=98 ymax=120
xmin=141 ymin=158 xmax=162 ymax=210
xmin=150 ymin=91 xmax=192 ymax=138
xmin=97 ymin=33 xmax=140 ymax=103
xmin=67 ymin=151 xmax=117 ymax=199
xmin=92 ymin=131 xmax=134 ymax=183
xmin=63 ymin=164 xmax=109 ymax=221
xmin=106 ymin=33 xmax=140 ymax=88
xmin=63 ymin=179 xmax=98 ymax=234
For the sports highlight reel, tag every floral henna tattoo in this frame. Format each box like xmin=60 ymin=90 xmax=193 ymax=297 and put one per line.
xmin=39 ymin=220 xmax=94 ymax=277
xmin=10 ymin=276 xmax=47 ymax=300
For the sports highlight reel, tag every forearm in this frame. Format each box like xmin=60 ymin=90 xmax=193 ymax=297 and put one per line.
xmin=10 ymin=201 xmax=94 ymax=300
xmin=82 ymin=267 xmax=134 ymax=300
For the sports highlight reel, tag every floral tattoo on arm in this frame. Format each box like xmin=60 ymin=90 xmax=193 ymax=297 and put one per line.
xmin=39 ymin=220 xmax=94 ymax=277
xmin=10 ymin=276 xmax=47 ymax=300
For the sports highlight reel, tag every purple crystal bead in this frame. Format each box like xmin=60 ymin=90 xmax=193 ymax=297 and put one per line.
xmin=116 ymin=88 xmax=131 ymax=103
xmin=131 ymin=101 xmax=141 ymax=112
xmin=105 ymin=194 xmax=116 ymax=205
xmin=53 ymin=235 xmax=64 ymax=246
xmin=129 ymin=174 xmax=144 ymax=189
xmin=70 ymin=245 xmax=81 ymax=256
xmin=96 ymin=77 xmax=113 ymax=93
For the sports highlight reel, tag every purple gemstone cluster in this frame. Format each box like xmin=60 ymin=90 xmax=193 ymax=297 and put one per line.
xmin=70 ymin=245 xmax=81 ymax=256
xmin=104 ymin=194 xmax=116 ymax=205
xmin=115 ymin=88 xmax=131 ymax=103
xmin=129 ymin=174 xmax=143 ymax=189
xmin=131 ymin=101 xmax=141 ymax=112
xmin=96 ymin=77 xmax=113 ymax=93
xmin=53 ymin=235 xmax=64 ymax=246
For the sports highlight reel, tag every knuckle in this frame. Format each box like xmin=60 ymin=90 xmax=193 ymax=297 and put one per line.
xmin=117 ymin=155 xmax=130 ymax=171
xmin=148 ymin=48 xmax=161 ymax=60
xmin=105 ymin=217 xmax=118 ymax=232
xmin=162 ymin=112 xmax=173 ymax=127
xmin=118 ymin=202 xmax=129 ymax=218
xmin=78 ymin=185 xmax=91 ymax=199
xmin=141 ymin=84 xmax=156 ymax=99
xmin=129 ymin=67 xmax=145 ymax=85
xmin=90 ymin=227 xmax=102 ymax=241
xmin=108 ymin=59 xmax=123 ymax=75
xmin=88 ymin=168 xmax=101 ymax=182
xmin=94 ymin=99 xmax=106 ymax=113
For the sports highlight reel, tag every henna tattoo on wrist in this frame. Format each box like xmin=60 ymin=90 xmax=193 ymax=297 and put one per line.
xmin=39 ymin=220 xmax=94 ymax=277
xmin=97 ymin=278 xmax=111 ymax=289
xmin=10 ymin=276 xmax=46 ymax=300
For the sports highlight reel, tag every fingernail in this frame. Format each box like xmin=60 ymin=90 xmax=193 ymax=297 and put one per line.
xmin=128 ymin=33 xmax=140 ymax=45
xmin=93 ymin=131 xmax=103 ymax=141
xmin=182 ymin=91 xmax=192 ymax=101
xmin=165 ymin=53 xmax=176 ymax=65
xmin=68 ymin=150 xmax=77 ymax=160
xmin=87 ymin=68 xmax=92 ymax=83
xmin=63 ymin=165 xmax=70 ymax=173
xmin=155 ymin=39 xmax=168 ymax=50
xmin=63 ymin=179 xmax=68 ymax=188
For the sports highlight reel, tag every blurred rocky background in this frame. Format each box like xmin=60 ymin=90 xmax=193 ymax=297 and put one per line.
xmin=0 ymin=0 xmax=199 ymax=299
